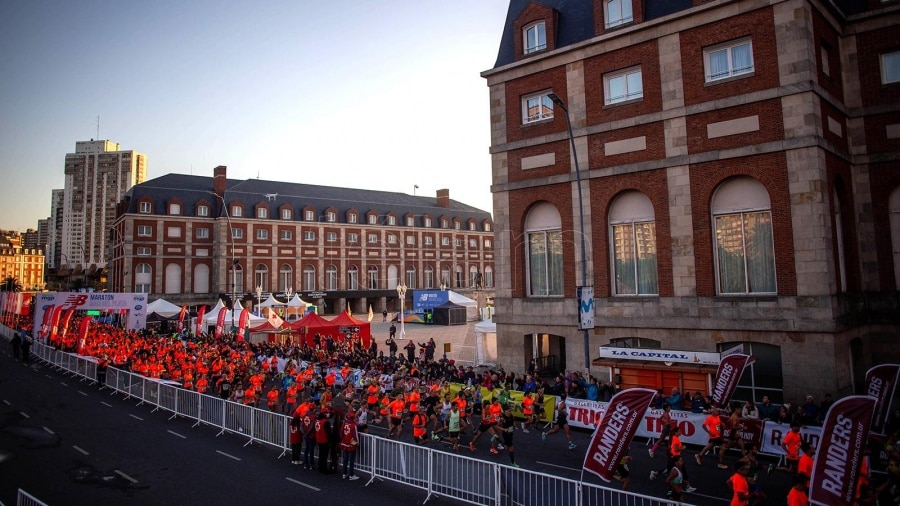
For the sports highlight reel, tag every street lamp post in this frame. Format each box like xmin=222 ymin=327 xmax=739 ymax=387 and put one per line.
xmin=396 ymin=283 xmax=407 ymax=339
xmin=61 ymin=253 xmax=71 ymax=292
xmin=547 ymin=93 xmax=593 ymax=376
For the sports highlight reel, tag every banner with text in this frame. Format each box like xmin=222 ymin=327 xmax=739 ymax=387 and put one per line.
xmin=583 ymin=388 xmax=655 ymax=482
xmin=864 ymin=364 xmax=899 ymax=436
xmin=711 ymin=353 xmax=750 ymax=408
xmin=809 ymin=395 xmax=875 ymax=506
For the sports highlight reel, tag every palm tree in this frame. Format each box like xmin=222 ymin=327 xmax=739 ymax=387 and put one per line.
xmin=1 ymin=276 xmax=22 ymax=292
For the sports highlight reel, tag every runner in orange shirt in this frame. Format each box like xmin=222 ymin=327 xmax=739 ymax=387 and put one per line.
xmin=412 ymin=406 xmax=429 ymax=445
xmin=797 ymin=442 xmax=814 ymax=486
xmin=786 ymin=475 xmax=809 ymax=506
xmin=387 ymin=394 xmax=406 ymax=438
xmin=266 ymin=386 xmax=280 ymax=412
xmin=696 ymin=407 xmax=724 ymax=466
xmin=285 ymin=384 xmax=299 ymax=414
xmin=727 ymin=461 xmax=751 ymax=506
xmin=520 ymin=391 xmax=535 ymax=433
xmin=776 ymin=424 xmax=802 ymax=474
xmin=195 ymin=375 xmax=209 ymax=394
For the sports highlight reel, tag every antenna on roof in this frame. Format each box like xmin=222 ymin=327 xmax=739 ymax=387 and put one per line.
xmin=265 ymin=193 xmax=277 ymax=201
xmin=96 ymin=115 xmax=100 ymax=139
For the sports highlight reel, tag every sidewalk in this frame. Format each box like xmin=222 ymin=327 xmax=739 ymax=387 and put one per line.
xmin=366 ymin=318 xmax=478 ymax=366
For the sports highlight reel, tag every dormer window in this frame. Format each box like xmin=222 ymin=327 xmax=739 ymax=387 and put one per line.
xmin=605 ymin=0 xmax=633 ymax=29
xmin=524 ymin=21 xmax=546 ymax=55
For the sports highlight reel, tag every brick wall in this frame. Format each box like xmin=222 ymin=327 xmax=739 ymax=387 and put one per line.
xmin=584 ymin=40 xmax=662 ymax=125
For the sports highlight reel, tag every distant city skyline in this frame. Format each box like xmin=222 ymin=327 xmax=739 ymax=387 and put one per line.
xmin=0 ymin=0 xmax=509 ymax=231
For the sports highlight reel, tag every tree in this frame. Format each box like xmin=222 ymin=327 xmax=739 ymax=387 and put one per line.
xmin=1 ymin=276 xmax=22 ymax=292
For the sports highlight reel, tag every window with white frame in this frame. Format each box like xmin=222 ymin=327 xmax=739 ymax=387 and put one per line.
xmin=406 ymin=266 xmax=416 ymax=289
xmin=326 ymin=232 xmax=337 ymax=242
xmin=139 ymin=201 xmax=152 ymax=214
xmin=303 ymin=265 xmax=316 ymax=291
xmin=326 ymin=265 xmax=338 ymax=290
xmin=282 ymin=209 xmax=292 ymax=220
xmin=231 ymin=264 xmax=243 ymax=294
xmin=468 ymin=222 xmax=475 ymax=231
xmin=469 ymin=239 xmax=477 ymax=248
xmin=197 ymin=205 xmax=209 ymax=217
xmin=424 ymin=266 xmax=434 ymax=288
xmin=231 ymin=228 xmax=243 ymax=239
xmin=424 ymin=236 xmax=433 ymax=246
xmin=368 ymin=266 xmax=378 ymax=289
xmin=485 ymin=239 xmax=492 ymax=248
xmin=304 ymin=231 xmax=315 ymax=241
xmin=196 ymin=228 xmax=210 ymax=239
xmin=326 ymin=212 xmax=336 ymax=223
xmin=305 ymin=210 xmax=315 ymax=221
xmin=231 ymin=205 xmax=242 ymax=217
xmin=605 ymin=0 xmax=633 ymax=29
xmin=882 ymin=50 xmax=900 ymax=84
xmin=387 ymin=235 xmax=396 ymax=244
xmin=442 ymin=219 xmax=449 ymax=229
xmin=455 ymin=238 xmax=462 ymax=247
xmin=712 ymin=177 xmax=776 ymax=294
xmin=484 ymin=266 xmax=494 ymax=288
xmin=348 ymin=213 xmax=357 ymax=224
xmin=137 ymin=247 xmax=151 ymax=256
xmin=470 ymin=266 xmax=479 ymax=287
xmin=279 ymin=264 xmax=292 ymax=292
xmin=605 ymin=67 xmax=643 ymax=104
xmin=169 ymin=203 xmax=181 ymax=215
xmin=257 ymin=229 xmax=269 ymax=240
xmin=135 ymin=263 xmax=151 ymax=293
xmin=257 ymin=207 xmax=267 ymax=219
xmin=424 ymin=217 xmax=432 ymax=227
xmin=137 ymin=225 xmax=152 ymax=237
xmin=704 ymin=38 xmax=754 ymax=82
xmin=455 ymin=221 xmax=461 ymax=230
xmin=167 ymin=227 xmax=181 ymax=238
xmin=406 ymin=235 xmax=415 ymax=245
xmin=387 ymin=216 xmax=396 ymax=226
xmin=280 ymin=230 xmax=292 ymax=240
xmin=526 ymin=202 xmax=564 ymax=296
xmin=609 ymin=191 xmax=658 ymax=295
xmin=368 ymin=234 xmax=378 ymax=244
xmin=347 ymin=265 xmax=359 ymax=290
xmin=485 ymin=223 xmax=492 ymax=232
xmin=523 ymin=92 xmax=554 ymax=124
xmin=441 ymin=237 xmax=450 ymax=246
xmin=348 ymin=233 xmax=358 ymax=243
xmin=523 ymin=21 xmax=546 ymax=54
xmin=255 ymin=264 xmax=268 ymax=292
xmin=368 ymin=215 xmax=378 ymax=225
xmin=406 ymin=217 xmax=414 ymax=227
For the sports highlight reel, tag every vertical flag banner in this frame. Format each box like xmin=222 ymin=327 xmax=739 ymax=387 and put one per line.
xmin=809 ymin=395 xmax=876 ymax=506
xmin=195 ymin=306 xmax=206 ymax=336
xmin=214 ymin=307 xmax=227 ymax=339
xmin=238 ymin=307 xmax=250 ymax=341
xmin=864 ymin=364 xmax=899 ymax=436
xmin=59 ymin=307 xmax=76 ymax=339
xmin=48 ymin=305 xmax=64 ymax=344
xmin=76 ymin=317 xmax=92 ymax=355
xmin=711 ymin=353 xmax=751 ymax=408
xmin=176 ymin=305 xmax=187 ymax=333
xmin=40 ymin=304 xmax=55 ymax=338
xmin=367 ymin=304 xmax=374 ymax=322
xmin=583 ymin=387 xmax=656 ymax=482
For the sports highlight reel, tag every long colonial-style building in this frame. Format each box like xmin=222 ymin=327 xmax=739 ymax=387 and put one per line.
xmin=483 ymin=0 xmax=900 ymax=402
xmin=109 ymin=166 xmax=494 ymax=315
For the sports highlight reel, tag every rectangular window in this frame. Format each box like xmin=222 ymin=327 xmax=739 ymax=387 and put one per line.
xmin=305 ymin=210 xmax=315 ymax=221
xmin=455 ymin=222 xmax=461 ymax=230
xmin=442 ymin=219 xmax=449 ymax=228
xmin=524 ymin=21 xmax=546 ymax=54
xmin=882 ymin=50 xmax=900 ymax=84
xmin=139 ymin=202 xmax=151 ymax=214
xmin=612 ymin=222 xmax=659 ymax=295
xmin=368 ymin=234 xmax=378 ymax=244
xmin=348 ymin=233 xmax=358 ymax=243
xmin=304 ymin=231 xmax=315 ymax=241
xmin=169 ymin=203 xmax=181 ymax=215
xmin=348 ymin=214 xmax=357 ymax=224
xmin=455 ymin=238 xmax=462 ymax=247
xmin=424 ymin=236 xmax=433 ymax=246
xmin=388 ymin=235 xmax=397 ymax=244
xmin=196 ymin=228 xmax=209 ymax=239
xmin=406 ymin=217 xmax=414 ymax=227
xmin=231 ymin=205 xmax=242 ymax=218
xmin=406 ymin=236 xmax=415 ymax=245
xmin=326 ymin=212 xmax=336 ymax=222
xmin=368 ymin=215 xmax=378 ymax=225
xmin=442 ymin=237 xmax=450 ymax=246
xmin=605 ymin=67 xmax=643 ymax=104
xmin=387 ymin=216 xmax=396 ymax=226
xmin=605 ymin=0 xmax=633 ymax=29
xmin=280 ymin=230 xmax=292 ymax=240
xmin=528 ymin=230 xmax=564 ymax=296
xmin=256 ymin=229 xmax=269 ymax=239
xmin=715 ymin=212 xmax=776 ymax=294
xmin=705 ymin=39 xmax=754 ymax=82
xmin=485 ymin=239 xmax=492 ymax=248
xmin=137 ymin=225 xmax=152 ymax=237
xmin=257 ymin=208 xmax=267 ymax=219
xmin=468 ymin=223 xmax=475 ymax=231
xmin=820 ymin=44 xmax=830 ymax=77
xmin=197 ymin=205 xmax=209 ymax=217
xmin=424 ymin=217 xmax=432 ymax=227
xmin=469 ymin=239 xmax=477 ymax=248
xmin=137 ymin=247 xmax=151 ymax=256
xmin=522 ymin=92 xmax=554 ymax=124
xmin=231 ymin=228 xmax=243 ymax=239
xmin=303 ymin=269 xmax=315 ymax=291
xmin=326 ymin=232 xmax=337 ymax=242
xmin=282 ymin=209 xmax=291 ymax=220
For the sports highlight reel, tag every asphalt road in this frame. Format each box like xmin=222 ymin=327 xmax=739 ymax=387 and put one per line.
xmin=0 ymin=344 xmax=794 ymax=506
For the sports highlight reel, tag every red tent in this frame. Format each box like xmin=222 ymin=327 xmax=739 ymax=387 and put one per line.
xmin=288 ymin=311 xmax=330 ymax=346
xmin=329 ymin=311 xmax=372 ymax=349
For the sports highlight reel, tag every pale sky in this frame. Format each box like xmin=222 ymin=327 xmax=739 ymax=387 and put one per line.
xmin=0 ymin=0 xmax=510 ymax=232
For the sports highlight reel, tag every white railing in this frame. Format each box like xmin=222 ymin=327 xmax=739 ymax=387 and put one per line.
xmin=2 ymin=325 xmax=687 ymax=506
xmin=16 ymin=488 xmax=49 ymax=506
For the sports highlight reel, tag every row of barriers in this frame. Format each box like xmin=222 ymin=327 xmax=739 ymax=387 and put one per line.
xmin=2 ymin=324 xmax=687 ymax=506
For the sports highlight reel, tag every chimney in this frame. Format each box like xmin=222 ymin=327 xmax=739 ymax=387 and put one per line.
xmin=436 ymin=189 xmax=450 ymax=209
xmin=213 ymin=165 xmax=227 ymax=203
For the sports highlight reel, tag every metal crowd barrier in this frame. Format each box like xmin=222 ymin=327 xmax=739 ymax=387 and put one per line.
xmin=0 ymin=325 xmax=685 ymax=506
xmin=16 ymin=488 xmax=49 ymax=506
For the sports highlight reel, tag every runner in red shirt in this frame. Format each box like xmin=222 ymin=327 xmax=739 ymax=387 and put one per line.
xmin=696 ymin=407 xmax=724 ymax=466
xmin=727 ymin=461 xmax=751 ymax=506
xmin=776 ymin=424 xmax=802 ymax=474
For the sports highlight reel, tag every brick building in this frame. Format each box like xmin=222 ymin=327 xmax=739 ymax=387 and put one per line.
xmin=109 ymin=166 xmax=494 ymax=315
xmin=483 ymin=0 xmax=900 ymax=402
xmin=0 ymin=233 xmax=45 ymax=291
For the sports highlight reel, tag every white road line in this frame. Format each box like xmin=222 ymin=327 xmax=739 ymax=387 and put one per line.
xmin=535 ymin=461 xmax=580 ymax=472
xmin=19 ymin=412 xmax=30 ymax=419
xmin=43 ymin=427 xmax=55 ymax=434
xmin=216 ymin=450 xmax=241 ymax=461
xmin=2 ymin=400 xmax=10 ymax=406
xmin=285 ymin=477 xmax=321 ymax=491
xmin=100 ymin=401 xmax=112 ymax=407
xmin=72 ymin=445 xmax=90 ymax=455
xmin=167 ymin=430 xmax=186 ymax=439
xmin=60 ymin=382 xmax=68 ymax=387
xmin=114 ymin=470 xmax=138 ymax=484
xmin=78 ymin=391 xmax=88 ymax=396
xmin=129 ymin=414 xmax=144 ymax=421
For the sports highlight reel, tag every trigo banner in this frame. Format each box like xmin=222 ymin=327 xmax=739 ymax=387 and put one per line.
xmin=582 ymin=387 xmax=655 ymax=482
xmin=864 ymin=364 xmax=899 ymax=436
xmin=809 ymin=395 xmax=875 ymax=506
xmin=711 ymin=353 xmax=751 ymax=408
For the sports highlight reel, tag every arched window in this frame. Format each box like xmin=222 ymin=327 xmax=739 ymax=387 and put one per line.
xmin=230 ymin=263 xmax=244 ymax=294
xmin=387 ymin=265 xmax=399 ymax=289
xmin=441 ymin=265 xmax=451 ymax=288
xmin=406 ymin=265 xmax=416 ymax=289
xmin=347 ymin=265 xmax=359 ymax=290
xmin=609 ymin=191 xmax=658 ymax=295
xmin=193 ymin=264 xmax=210 ymax=294
xmin=326 ymin=265 xmax=338 ymax=290
xmin=303 ymin=265 xmax=315 ymax=291
xmin=525 ymin=202 xmax=563 ymax=296
xmin=484 ymin=266 xmax=494 ymax=288
xmin=469 ymin=265 xmax=479 ymax=288
xmin=424 ymin=266 xmax=434 ymax=289
xmin=165 ymin=264 xmax=182 ymax=294
xmin=890 ymin=187 xmax=900 ymax=289
xmin=717 ymin=342 xmax=783 ymax=404
xmin=368 ymin=266 xmax=379 ymax=290
xmin=135 ymin=263 xmax=152 ymax=293
xmin=455 ymin=265 xmax=464 ymax=288
xmin=254 ymin=264 xmax=269 ymax=292
xmin=279 ymin=264 xmax=293 ymax=292
xmin=712 ymin=177 xmax=776 ymax=294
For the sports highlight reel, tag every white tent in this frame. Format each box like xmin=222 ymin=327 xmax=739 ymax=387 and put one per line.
xmin=474 ymin=318 xmax=497 ymax=367
xmin=286 ymin=294 xmax=312 ymax=308
xmin=147 ymin=298 xmax=183 ymax=318
xmin=256 ymin=294 xmax=285 ymax=309
xmin=447 ymin=291 xmax=477 ymax=308
xmin=202 ymin=300 xmax=266 ymax=327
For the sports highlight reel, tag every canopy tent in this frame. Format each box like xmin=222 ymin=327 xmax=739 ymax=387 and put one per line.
xmin=447 ymin=291 xmax=477 ymax=308
xmin=256 ymin=294 xmax=285 ymax=309
xmin=474 ymin=318 xmax=498 ymax=366
xmin=284 ymin=294 xmax=314 ymax=321
xmin=248 ymin=320 xmax=296 ymax=345
xmin=202 ymin=300 xmax=266 ymax=327
xmin=329 ymin=311 xmax=372 ymax=349
xmin=147 ymin=298 xmax=183 ymax=318
xmin=432 ymin=301 xmax=467 ymax=326
xmin=288 ymin=311 xmax=331 ymax=346
xmin=286 ymin=294 xmax=313 ymax=308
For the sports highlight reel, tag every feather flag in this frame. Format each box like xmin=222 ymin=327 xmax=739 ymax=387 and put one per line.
xmin=195 ymin=305 xmax=206 ymax=336
xmin=48 ymin=305 xmax=64 ymax=345
xmin=238 ymin=307 xmax=250 ymax=335
xmin=367 ymin=304 xmax=374 ymax=322
xmin=176 ymin=305 xmax=188 ymax=332
xmin=40 ymin=304 xmax=55 ymax=338
xmin=76 ymin=317 xmax=92 ymax=355
xmin=59 ymin=307 xmax=76 ymax=339
xmin=214 ymin=307 xmax=227 ymax=339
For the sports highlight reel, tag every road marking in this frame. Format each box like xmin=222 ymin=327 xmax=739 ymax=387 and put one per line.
xmin=100 ymin=401 xmax=112 ymax=407
xmin=689 ymin=492 xmax=729 ymax=503
xmin=535 ymin=461 xmax=579 ymax=472
xmin=168 ymin=430 xmax=186 ymax=439
xmin=73 ymin=445 xmax=90 ymax=455
xmin=285 ymin=477 xmax=320 ymax=491
xmin=60 ymin=382 xmax=68 ymax=387
xmin=216 ymin=450 xmax=241 ymax=461
xmin=43 ymin=426 xmax=55 ymax=434
xmin=19 ymin=412 xmax=30 ymax=419
xmin=114 ymin=470 xmax=138 ymax=484
xmin=129 ymin=414 xmax=144 ymax=421
xmin=78 ymin=391 xmax=88 ymax=396
xmin=2 ymin=400 xmax=9 ymax=406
